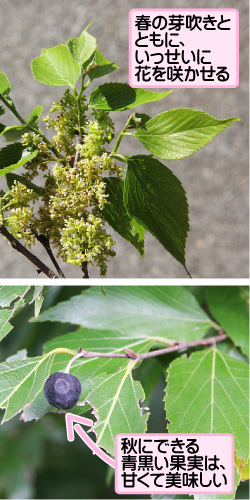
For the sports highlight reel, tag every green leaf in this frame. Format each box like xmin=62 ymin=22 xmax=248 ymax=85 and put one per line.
xmin=87 ymin=364 xmax=147 ymax=455
xmin=0 ymin=125 xmax=30 ymax=142
xmin=0 ymin=106 xmax=5 ymax=115
xmin=165 ymin=349 xmax=249 ymax=460
xmin=31 ymin=44 xmax=80 ymax=87
xmin=0 ymin=286 xmax=31 ymax=341
xmin=35 ymin=286 xmax=212 ymax=342
xmin=67 ymin=31 xmax=96 ymax=66
xmin=0 ymin=286 xmax=30 ymax=308
xmin=0 ymin=123 xmax=5 ymax=134
xmin=0 ymin=352 xmax=55 ymax=422
xmin=206 ymin=287 xmax=249 ymax=357
xmin=129 ymin=108 xmax=240 ymax=160
xmin=1 ymin=106 xmax=43 ymax=141
xmin=88 ymin=49 xmax=119 ymax=81
xmin=124 ymin=155 xmax=190 ymax=272
xmin=34 ymin=291 xmax=44 ymax=320
xmin=0 ymin=72 xmax=11 ymax=96
xmin=6 ymin=172 xmax=45 ymax=195
xmin=22 ymin=329 xmax=152 ymax=422
xmin=102 ymin=177 xmax=144 ymax=257
xmin=27 ymin=104 xmax=43 ymax=126
xmin=89 ymin=83 xmax=171 ymax=111
xmin=0 ymin=143 xmax=39 ymax=176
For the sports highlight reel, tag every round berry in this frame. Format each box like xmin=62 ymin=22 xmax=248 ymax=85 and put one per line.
xmin=44 ymin=372 xmax=81 ymax=409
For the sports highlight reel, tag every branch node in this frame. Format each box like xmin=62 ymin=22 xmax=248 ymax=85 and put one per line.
xmin=124 ymin=348 xmax=138 ymax=359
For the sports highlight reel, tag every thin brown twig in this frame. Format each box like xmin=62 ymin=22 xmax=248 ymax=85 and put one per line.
xmin=0 ymin=224 xmax=59 ymax=279
xmin=76 ymin=332 xmax=227 ymax=361
xmin=33 ymin=230 xmax=66 ymax=279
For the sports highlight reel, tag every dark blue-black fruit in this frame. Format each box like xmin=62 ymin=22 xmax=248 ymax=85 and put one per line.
xmin=44 ymin=372 xmax=81 ymax=409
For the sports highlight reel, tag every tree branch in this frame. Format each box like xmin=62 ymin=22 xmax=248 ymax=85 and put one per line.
xmin=33 ymin=231 xmax=66 ymax=279
xmin=0 ymin=225 xmax=59 ymax=279
xmin=81 ymin=261 xmax=89 ymax=279
xmin=75 ymin=332 xmax=227 ymax=361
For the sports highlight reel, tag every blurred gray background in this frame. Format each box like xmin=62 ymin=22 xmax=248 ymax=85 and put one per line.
xmin=0 ymin=0 xmax=248 ymax=279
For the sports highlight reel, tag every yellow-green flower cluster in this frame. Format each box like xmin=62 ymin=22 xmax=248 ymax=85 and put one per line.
xmin=2 ymin=181 xmax=39 ymax=246
xmin=0 ymin=89 xmax=125 ymax=275
xmin=44 ymin=89 xmax=87 ymax=154
xmin=59 ymin=215 xmax=115 ymax=275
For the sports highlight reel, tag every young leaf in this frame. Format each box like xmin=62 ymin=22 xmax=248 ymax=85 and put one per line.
xmin=128 ymin=108 xmax=240 ymax=160
xmin=102 ymin=177 xmax=144 ymax=257
xmin=0 ymin=143 xmax=39 ymax=177
xmin=206 ymin=286 xmax=249 ymax=357
xmin=35 ymin=286 xmax=213 ymax=342
xmin=87 ymin=364 xmax=147 ymax=455
xmin=87 ymin=49 xmax=119 ymax=81
xmin=123 ymin=155 xmax=190 ymax=273
xmin=0 ymin=123 xmax=5 ymax=134
xmin=67 ymin=31 xmax=96 ymax=66
xmin=165 ymin=349 xmax=249 ymax=460
xmin=89 ymin=83 xmax=171 ymax=111
xmin=31 ymin=44 xmax=80 ymax=87
xmin=6 ymin=172 xmax=45 ymax=196
xmin=0 ymin=353 xmax=55 ymax=422
xmin=27 ymin=104 xmax=43 ymax=126
xmin=0 ymin=72 xmax=11 ymax=96
xmin=0 ymin=105 xmax=5 ymax=115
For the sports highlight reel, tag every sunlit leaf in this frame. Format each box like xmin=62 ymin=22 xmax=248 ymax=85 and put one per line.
xmin=165 ymin=349 xmax=249 ymax=460
xmin=31 ymin=44 xmax=80 ymax=87
xmin=67 ymin=30 xmax=96 ymax=66
xmin=0 ymin=72 xmax=11 ymax=97
xmin=129 ymin=109 xmax=240 ymax=160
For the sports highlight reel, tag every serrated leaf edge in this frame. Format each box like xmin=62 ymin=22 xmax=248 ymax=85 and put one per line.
xmin=85 ymin=362 xmax=148 ymax=455
xmin=0 ymin=352 xmax=55 ymax=423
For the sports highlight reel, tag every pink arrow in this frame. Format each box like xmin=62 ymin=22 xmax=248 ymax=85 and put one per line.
xmin=65 ymin=413 xmax=115 ymax=469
